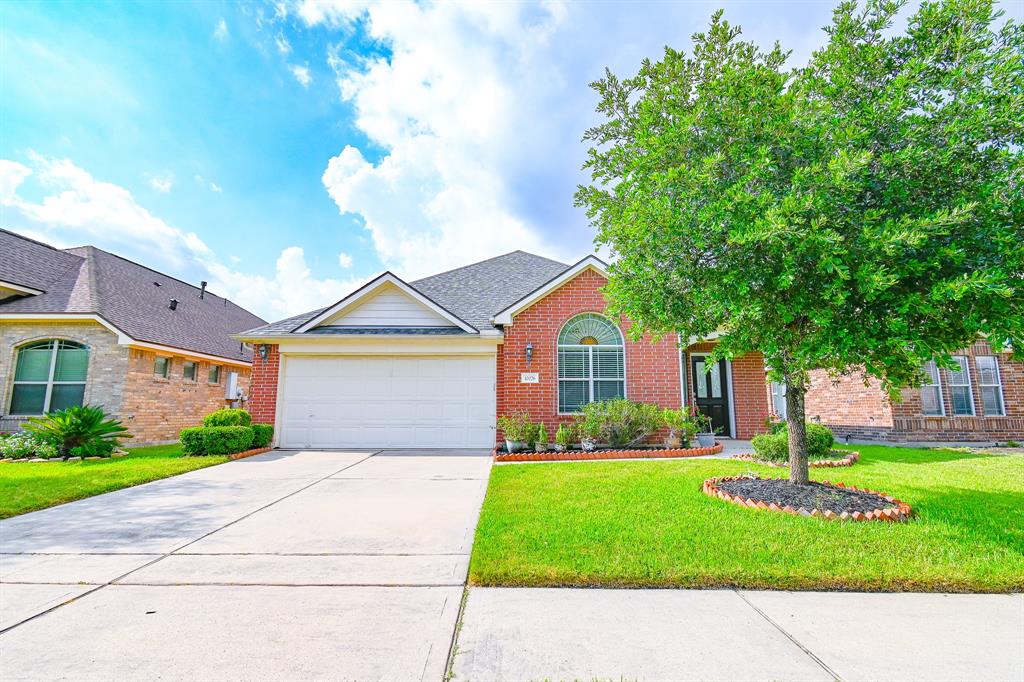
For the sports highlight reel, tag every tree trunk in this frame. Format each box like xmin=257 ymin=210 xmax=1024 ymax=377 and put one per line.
xmin=785 ymin=373 xmax=809 ymax=485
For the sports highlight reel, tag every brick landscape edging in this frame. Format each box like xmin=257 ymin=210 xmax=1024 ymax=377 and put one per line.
xmin=732 ymin=450 xmax=860 ymax=468
xmin=702 ymin=475 xmax=912 ymax=522
xmin=494 ymin=442 xmax=724 ymax=462
xmin=228 ymin=447 xmax=272 ymax=461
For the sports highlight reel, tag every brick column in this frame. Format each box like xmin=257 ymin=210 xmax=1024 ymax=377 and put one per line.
xmin=248 ymin=344 xmax=279 ymax=425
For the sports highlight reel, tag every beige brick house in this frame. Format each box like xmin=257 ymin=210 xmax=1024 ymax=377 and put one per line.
xmin=0 ymin=229 xmax=265 ymax=444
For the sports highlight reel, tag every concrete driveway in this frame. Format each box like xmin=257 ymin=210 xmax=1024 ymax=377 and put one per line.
xmin=0 ymin=449 xmax=492 ymax=681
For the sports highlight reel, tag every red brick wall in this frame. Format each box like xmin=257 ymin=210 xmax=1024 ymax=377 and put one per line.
xmin=248 ymin=344 xmax=279 ymax=426
xmin=682 ymin=342 xmax=771 ymax=439
xmin=805 ymin=370 xmax=895 ymax=440
xmin=804 ymin=340 xmax=1024 ymax=442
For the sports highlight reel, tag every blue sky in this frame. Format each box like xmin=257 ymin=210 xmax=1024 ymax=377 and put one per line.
xmin=3 ymin=1 xmax=1020 ymax=320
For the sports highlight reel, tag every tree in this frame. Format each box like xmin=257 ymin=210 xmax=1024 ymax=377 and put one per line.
xmin=576 ymin=0 xmax=1023 ymax=484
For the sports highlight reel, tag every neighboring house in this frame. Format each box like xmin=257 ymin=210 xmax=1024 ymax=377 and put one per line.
xmin=797 ymin=340 xmax=1023 ymax=443
xmin=0 ymin=229 xmax=266 ymax=443
xmin=238 ymin=252 xmax=773 ymax=449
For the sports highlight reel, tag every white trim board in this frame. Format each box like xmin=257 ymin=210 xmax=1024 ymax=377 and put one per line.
xmin=294 ymin=272 xmax=477 ymax=334
xmin=493 ymin=256 xmax=609 ymax=327
xmin=0 ymin=280 xmax=44 ymax=297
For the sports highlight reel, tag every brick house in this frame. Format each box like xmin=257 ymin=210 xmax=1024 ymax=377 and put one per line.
xmin=238 ymin=252 xmax=773 ymax=449
xmin=0 ymin=229 xmax=265 ymax=444
xmin=797 ymin=339 xmax=1023 ymax=443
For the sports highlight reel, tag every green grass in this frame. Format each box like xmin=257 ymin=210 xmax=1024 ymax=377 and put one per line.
xmin=0 ymin=444 xmax=229 ymax=519
xmin=469 ymin=445 xmax=1024 ymax=593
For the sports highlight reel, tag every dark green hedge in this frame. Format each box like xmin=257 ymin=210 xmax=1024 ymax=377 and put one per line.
xmin=203 ymin=408 xmax=252 ymax=428
xmin=179 ymin=425 xmax=254 ymax=456
xmin=250 ymin=424 xmax=274 ymax=448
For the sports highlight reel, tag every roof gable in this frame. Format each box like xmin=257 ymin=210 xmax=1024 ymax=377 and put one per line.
xmin=492 ymin=255 xmax=609 ymax=326
xmin=295 ymin=273 xmax=477 ymax=334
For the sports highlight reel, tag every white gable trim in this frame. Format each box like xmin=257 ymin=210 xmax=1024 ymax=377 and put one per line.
xmin=0 ymin=280 xmax=44 ymax=297
xmin=492 ymin=256 xmax=609 ymax=327
xmin=294 ymin=272 xmax=478 ymax=334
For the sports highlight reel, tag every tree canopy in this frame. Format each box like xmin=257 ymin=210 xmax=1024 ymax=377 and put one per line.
xmin=576 ymin=0 xmax=1023 ymax=482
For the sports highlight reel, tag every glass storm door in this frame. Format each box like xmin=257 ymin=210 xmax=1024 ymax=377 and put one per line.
xmin=691 ymin=356 xmax=730 ymax=436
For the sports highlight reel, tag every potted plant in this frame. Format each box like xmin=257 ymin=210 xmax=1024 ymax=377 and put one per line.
xmin=554 ymin=423 xmax=574 ymax=452
xmin=691 ymin=408 xmax=716 ymax=447
xmin=661 ymin=408 xmax=695 ymax=448
xmin=534 ymin=422 xmax=549 ymax=453
xmin=577 ymin=413 xmax=601 ymax=452
xmin=497 ymin=411 xmax=536 ymax=453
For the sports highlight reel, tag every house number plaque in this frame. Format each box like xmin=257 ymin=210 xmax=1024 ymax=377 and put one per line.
xmin=520 ymin=372 xmax=540 ymax=384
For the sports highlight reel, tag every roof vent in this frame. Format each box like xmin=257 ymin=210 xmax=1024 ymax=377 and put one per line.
xmin=199 ymin=281 xmax=207 ymax=299
xmin=169 ymin=298 xmax=178 ymax=311
xmin=153 ymin=281 xmax=161 ymax=287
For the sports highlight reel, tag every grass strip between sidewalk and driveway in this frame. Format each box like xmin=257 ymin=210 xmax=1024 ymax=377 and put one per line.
xmin=0 ymin=444 xmax=228 ymax=519
xmin=469 ymin=445 xmax=1024 ymax=593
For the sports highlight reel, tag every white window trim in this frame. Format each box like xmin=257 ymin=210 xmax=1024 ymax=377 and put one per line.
xmin=948 ymin=355 xmax=975 ymax=416
xmin=770 ymin=380 xmax=788 ymax=420
xmin=689 ymin=352 xmax=736 ymax=438
xmin=976 ymin=355 xmax=1006 ymax=417
xmin=921 ymin=360 xmax=945 ymax=416
xmin=556 ymin=313 xmax=625 ymax=415
xmin=678 ymin=337 xmax=688 ymax=408
xmin=10 ymin=340 xmax=89 ymax=415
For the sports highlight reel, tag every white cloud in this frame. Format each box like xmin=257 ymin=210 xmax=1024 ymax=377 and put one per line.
xmin=311 ymin=1 xmax=569 ymax=279
xmin=275 ymin=33 xmax=292 ymax=54
xmin=289 ymin=64 xmax=312 ymax=87
xmin=214 ymin=18 xmax=229 ymax=42
xmin=0 ymin=154 xmax=359 ymax=319
xmin=194 ymin=174 xmax=223 ymax=193
xmin=147 ymin=173 xmax=173 ymax=193
xmin=337 ymin=251 xmax=353 ymax=268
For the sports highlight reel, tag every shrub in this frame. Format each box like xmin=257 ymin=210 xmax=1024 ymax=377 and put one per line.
xmin=579 ymin=399 xmax=663 ymax=448
xmin=752 ymin=422 xmax=835 ymax=462
xmin=497 ymin=412 xmax=538 ymax=443
xmin=662 ymin=408 xmax=698 ymax=441
xmin=555 ymin=423 xmax=575 ymax=448
xmin=203 ymin=408 xmax=252 ymax=427
xmin=202 ymin=426 xmax=254 ymax=454
xmin=250 ymin=424 xmax=274 ymax=448
xmin=70 ymin=439 xmax=116 ymax=458
xmin=180 ymin=427 xmax=207 ymax=456
xmin=24 ymin=405 xmax=130 ymax=459
xmin=179 ymin=425 xmax=255 ymax=456
xmin=0 ymin=433 xmax=59 ymax=459
xmin=535 ymin=422 xmax=548 ymax=447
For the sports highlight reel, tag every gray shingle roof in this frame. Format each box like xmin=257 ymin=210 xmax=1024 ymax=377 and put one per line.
xmin=0 ymin=229 xmax=83 ymax=293
xmin=0 ymin=229 xmax=266 ymax=362
xmin=240 ymin=250 xmax=571 ymax=338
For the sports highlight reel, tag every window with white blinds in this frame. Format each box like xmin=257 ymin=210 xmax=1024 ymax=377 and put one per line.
xmin=10 ymin=340 xmax=89 ymax=415
xmin=948 ymin=356 xmax=974 ymax=416
xmin=920 ymin=360 xmax=943 ymax=416
xmin=976 ymin=356 xmax=1005 ymax=416
xmin=557 ymin=313 xmax=624 ymax=412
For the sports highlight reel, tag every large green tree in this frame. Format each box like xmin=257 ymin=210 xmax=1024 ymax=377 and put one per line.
xmin=576 ymin=0 xmax=1023 ymax=484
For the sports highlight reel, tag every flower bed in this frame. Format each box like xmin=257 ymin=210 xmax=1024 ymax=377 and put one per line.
xmin=702 ymin=475 xmax=912 ymax=522
xmin=732 ymin=450 xmax=859 ymax=468
xmin=494 ymin=442 xmax=723 ymax=462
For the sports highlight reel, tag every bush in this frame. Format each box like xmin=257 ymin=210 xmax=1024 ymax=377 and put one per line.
xmin=179 ymin=425 xmax=254 ymax=456
xmin=23 ymin=405 xmax=130 ymax=459
xmin=250 ymin=424 xmax=274 ymax=448
xmin=579 ymin=399 xmax=663 ymax=448
xmin=497 ymin=412 xmax=538 ymax=443
xmin=555 ymin=423 xmax=575 ymax=448
xmin=70 ymin=439 xmax=116 ymax=458
xmin=0 ymin=433 xmax=60 ymax=459
xmin=752 ymin=422 xmax=835 ymax=462
xmin=203 ymin=408 xmax=252 ymax=427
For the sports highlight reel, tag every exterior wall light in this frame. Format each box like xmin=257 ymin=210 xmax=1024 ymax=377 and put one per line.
xmin=258 ymin=344 xmax=270 ymax=361
xmin=525 ymin=343 xmax=534 ymax=365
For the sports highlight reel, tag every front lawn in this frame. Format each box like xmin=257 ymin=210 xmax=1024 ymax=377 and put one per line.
xmin=469 ymin=445 xmax=1024 ymax=592
xmin=0 ymin=444 xmax=229 ymax=519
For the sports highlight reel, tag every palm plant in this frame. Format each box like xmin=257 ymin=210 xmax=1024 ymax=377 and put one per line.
xmin=24 ymin=405 xmax=131 ymax=460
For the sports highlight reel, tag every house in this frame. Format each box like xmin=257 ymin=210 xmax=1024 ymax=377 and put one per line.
xmin=798 ymin=340 xmax=1023 ymax=443
xmin=0 ymin=229 xmax=266 ymax=443
xmin=237 ymin=251 xmax=773 ymax=449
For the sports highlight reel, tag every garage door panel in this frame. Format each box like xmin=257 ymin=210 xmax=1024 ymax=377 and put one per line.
xmin=279 ymin=355 xmax=495 ymax=449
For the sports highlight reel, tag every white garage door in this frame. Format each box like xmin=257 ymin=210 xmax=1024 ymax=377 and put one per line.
xmin=278 ymin=355 xmax=496 ymax=449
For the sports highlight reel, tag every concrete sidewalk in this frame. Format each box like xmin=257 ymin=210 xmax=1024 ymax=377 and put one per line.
xmin=1 ymin=448 xmax=492 ymax=682
xmin=451 ymin=587 xmax=1024 ymax=681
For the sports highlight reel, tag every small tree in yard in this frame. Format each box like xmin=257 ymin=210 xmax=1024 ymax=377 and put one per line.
xmin=576 ymin=0 xmax=1023 ymax=484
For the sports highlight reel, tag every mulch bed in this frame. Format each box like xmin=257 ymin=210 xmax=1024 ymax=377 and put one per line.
xmin=494 ymin=442 xmax=723 ymax=462
xmin=703 ymin=475 xmax=912 ymax=522
xmin=732 ymin=450 xmax=859 ymax=468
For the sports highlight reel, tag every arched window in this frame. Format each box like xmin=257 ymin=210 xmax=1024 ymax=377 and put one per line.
xmin=557 ymin=313 xmax=625 ymax=413
xmin=9 ymin=340 xmax=89 ymax=415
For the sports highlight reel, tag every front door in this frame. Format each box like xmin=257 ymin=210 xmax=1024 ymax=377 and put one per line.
xmin=691 ymin=356 xmax=731 ymax=437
